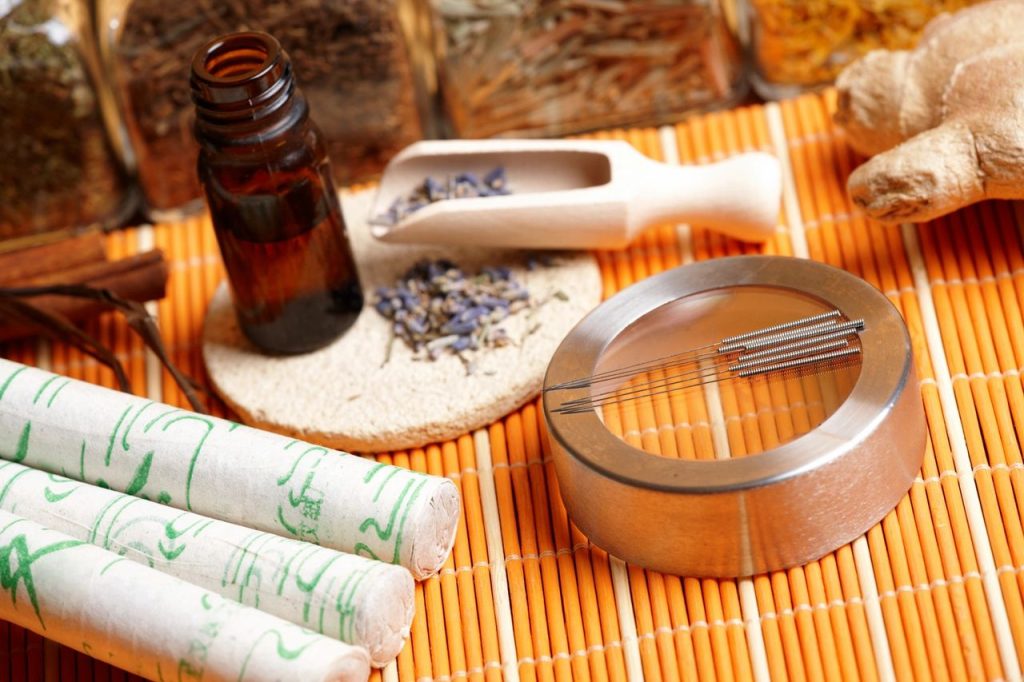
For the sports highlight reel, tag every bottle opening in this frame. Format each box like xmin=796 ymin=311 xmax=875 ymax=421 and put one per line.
xmin=205 ymin=46 xmax=272 ymax=81
xmin=194 ymin=32 xmax=278 ymax=84
xmin=190 ymin=32 xmax=291 ymax=110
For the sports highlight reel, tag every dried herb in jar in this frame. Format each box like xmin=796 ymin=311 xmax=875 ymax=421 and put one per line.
xmin=108 ymin=0 xmax=422 ymax=216
xmin=748 ymin=0 xmax=981 ymax=91
xmin=0 ymin=0 xmax=128 ymax=241
xmin=431 ymin=0 xmax=744 ymax=138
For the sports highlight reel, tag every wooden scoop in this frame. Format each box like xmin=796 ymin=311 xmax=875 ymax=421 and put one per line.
xmin=369 ymin=139 xmax=782 ymax=249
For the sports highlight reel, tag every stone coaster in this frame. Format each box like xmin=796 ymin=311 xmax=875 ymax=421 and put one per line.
xmin=203 ymin=188 xmax=602 ymax=452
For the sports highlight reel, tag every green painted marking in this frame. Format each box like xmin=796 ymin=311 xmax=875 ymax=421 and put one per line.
xmin=371 ymin=467 xmax=400 ymax=502
xmin=103 ymin=406 xmax=132 ymax=466
xmin=99 ymin=557 xmax=126 ymax=576
xmin=157 ymin=415 xmax=214 ymax=511
xmin=228 ymin=422 xmax=241 ymax=432
xmin=45 ymin=380 xmax=69 ymax=408
xmin=121 ymin=402 xmax=154 ymax=451
xmin=336 ymin=566 xmax=371 ymax=642
xmin=275 ymin=543 xmax=318 ymax=596
xmin=0 ymin=366 xmax=28 ymax=401
xmin=201 ymin=593 xmax=215 ymax=610
xmin=117 ymin=540 xmax=155 ymax=567
xmin=358 ymin=480 xmax=414 ymax=541
xmin=43 ymin=484 xmax=77 ymax=503
xmin=353 ymin=478 xmax=428 ymax=564
xmin=278 ymin=470 xmax=325 ymax=544
xmin=163 ymin=514 xmax=205 ymax=540
xmin=276 ymin=446 xmax=327 ymax=485
xmin=0 ymin=468 xmax=32 ymax=506
xmin=31 ymin=376 xmax=58 ymax=405
xmin=177 ymin=656 xmax=203 ymax=680
xmin=225 ymin=532 xmax=270 ymax=600
xmin=389 ymin=479 xmax=428 ymax=565
xmin=286 ymin=470 xmax=318 ymax=508
xmin=158 ymin=542 xmax=186 ymax=561
xmin=142 ymin=408 xmax=179 ymax=432
xmin=317 ymin=574 xmax=338 ymax=634
xmin=276 ymin=506 xmax=300 ymax=537
xmin=78 ymin=441 xmax=86 ymax=480
xmin=236 ymin=629 xmax=317 ymax=681
xmin=12 ymin=421 xmax=30 ymax=463
xmin=89 ymin=496 xmax=135 ymax=546
xmin=124 ymin=451 xmax=154 ymax=496
xmin=241 ymin=556 xmax=263 ymax=609
xmin=224 ymin=530 xmax=261 ymax=587
xmin=0 ymin=517 xmax=25 ymax=534
xmin=157 ymin=491 xmax=171 ymax=504
xmin=353 ymin=543 xmax=381 ymax=561
xmin=156 ymin=514 xmax=207 ymax=562
xmin=294 ymin=553 xmax=342 ymax=621
xmin=362 ymin=462 xmax=387 ymax=482
xmin=0 ymin=533 xmax=84 ymax=629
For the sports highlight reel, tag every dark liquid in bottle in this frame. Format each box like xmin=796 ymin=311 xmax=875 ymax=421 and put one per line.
xmin=205 ymin=161 xmax=363 ymax=354
xmin=192 ymin=31 xmax=364 ymax=354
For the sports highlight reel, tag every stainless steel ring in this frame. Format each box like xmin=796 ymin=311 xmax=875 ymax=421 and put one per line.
xmin=543 ymin=255 xmax=925 ymax=578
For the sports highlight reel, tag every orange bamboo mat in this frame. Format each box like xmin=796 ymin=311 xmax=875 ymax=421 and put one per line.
xmin=3 ymin=89 xmax=1024 ymax=681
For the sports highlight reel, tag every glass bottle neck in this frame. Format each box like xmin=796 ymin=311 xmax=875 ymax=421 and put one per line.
xmin=190 ymin=31 xmax=306 ymax=148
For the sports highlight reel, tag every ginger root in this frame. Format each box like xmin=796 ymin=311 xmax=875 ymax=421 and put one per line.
xmin=834 ymin=0 xmax=1024 ymax=223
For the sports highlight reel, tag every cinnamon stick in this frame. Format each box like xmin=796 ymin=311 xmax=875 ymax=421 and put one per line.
xmin=0 ymin=232 xmax=107 ymax=285
xmin=0 ymin=250 xmax=168 ymax=342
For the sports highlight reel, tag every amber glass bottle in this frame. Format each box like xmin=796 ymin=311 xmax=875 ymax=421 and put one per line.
xmin=190 ymin=31 xmax=363 ymax=354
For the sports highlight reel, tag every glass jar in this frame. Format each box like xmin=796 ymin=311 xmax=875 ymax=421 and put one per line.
xmin=99 ymin=0 xmax=424 ymax=220
xmin=0 ymin=0 xmax=131 ymax=243
xmin=745 ymin=0 xmax=981 ymax=99
xmin=423 ymin=0 xmax=746 ymax=139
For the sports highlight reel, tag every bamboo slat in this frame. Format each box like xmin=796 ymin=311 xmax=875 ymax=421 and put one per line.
xmin=2 ymin=91 xmax=1024 ymax=681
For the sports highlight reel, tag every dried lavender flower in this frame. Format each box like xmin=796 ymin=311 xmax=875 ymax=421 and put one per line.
xmin=371 ymin=167 xmax=511 ymax=227
xmin=373 ymin=257 xmax=534 ymax=362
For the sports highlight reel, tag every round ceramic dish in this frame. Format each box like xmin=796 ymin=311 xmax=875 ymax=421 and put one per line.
xmin=542 ymin=255 xmax=925 ymax=578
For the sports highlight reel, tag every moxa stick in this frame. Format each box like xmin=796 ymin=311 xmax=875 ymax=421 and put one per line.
xmin=0 ymin=459 xmax=412 ymax=666
xmin=0 ymin=508 xmax=371 ymax=682
xmin=0 ymin=359 xmax=460 ymax=579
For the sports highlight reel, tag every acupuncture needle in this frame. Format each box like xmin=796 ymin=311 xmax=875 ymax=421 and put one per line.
xmin=546 ymin=309 xmax=844 ymax=391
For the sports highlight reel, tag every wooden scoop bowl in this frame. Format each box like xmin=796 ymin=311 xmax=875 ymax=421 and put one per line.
xmin=369 ymin=139 xmax=782 ymax=250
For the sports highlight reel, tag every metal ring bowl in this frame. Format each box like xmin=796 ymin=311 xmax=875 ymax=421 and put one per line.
xmin=542 ymin=255 xmax=925 ymax=578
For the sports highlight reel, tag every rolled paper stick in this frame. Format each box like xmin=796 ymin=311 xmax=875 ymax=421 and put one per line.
xmin=0 ymin=460 xmax=412 ymax=666
xmin=0 ymin=359 xmax=460 ymax=579
xmin=0 ymin=508 xmax=370 ymax=682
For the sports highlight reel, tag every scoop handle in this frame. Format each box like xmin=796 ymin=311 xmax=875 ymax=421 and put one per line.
xmin=632 ymin=152 xmax=782 ymax=243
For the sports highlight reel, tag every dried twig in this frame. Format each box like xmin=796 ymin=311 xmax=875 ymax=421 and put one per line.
xmin=0 ymin=283 xmax=206 ymax=413
xmin=0 ymin=297 xmax=132 ymax=392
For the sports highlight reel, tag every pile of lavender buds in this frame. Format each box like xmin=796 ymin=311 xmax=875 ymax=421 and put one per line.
xmin=374 ymin=259 xmax=531 ymax=360
xmin=371 ymin=167 xmax=510 ymax=227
